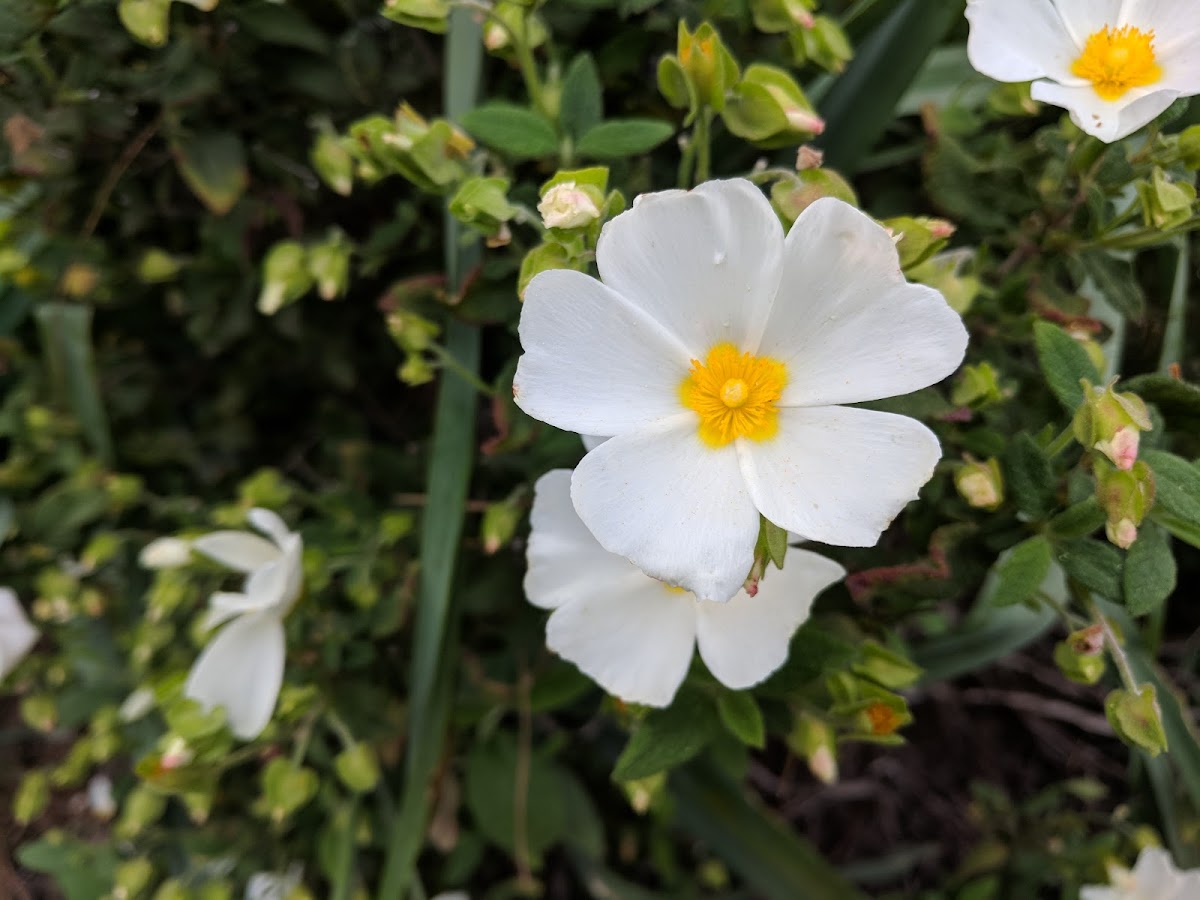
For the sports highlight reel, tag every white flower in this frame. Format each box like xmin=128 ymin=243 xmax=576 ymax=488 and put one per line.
xmin=514 ymin=180 xmax=967 ymax=602
xmin=965 ymin=0 xmax=1200 ymax=142
xmin=525 ymin=470 xmax=846 ymax=707
xmin=184 ymin=508 xmax=303 ymax=740
xmin=538 ymin=182 xmax=601 ymax=230
xmin=0 ymin=587 xmax=39 ymax=683
xmin=138 ymin=536 xmax=193 ymax=570
xmin=245 ymin=864 xmax=303 ymax=900
xmin=87 ymin=774 xmax=116 ymax=820
xmin=1082 ymin=846 xmax=1200 ymax=900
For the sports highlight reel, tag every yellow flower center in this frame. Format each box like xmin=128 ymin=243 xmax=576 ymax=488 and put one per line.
xmin=680 ymin=343 xmax=787 ymax=448
xmin=1071 ymin=25 xmax=1163 ymax=101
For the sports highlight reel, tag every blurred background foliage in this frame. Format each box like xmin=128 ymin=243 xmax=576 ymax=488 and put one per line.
xmin=1 ymin=0 xmax=1199 ymax=897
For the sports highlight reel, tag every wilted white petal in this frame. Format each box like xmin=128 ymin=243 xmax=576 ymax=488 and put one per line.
xmin=138 ymin=537 xmax=193 ymax=570
xmin=185 ymin=611 xmax=285 ymax=740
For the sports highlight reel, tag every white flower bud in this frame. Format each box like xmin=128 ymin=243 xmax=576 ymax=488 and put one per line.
xmin=138 ymin=537 xmax=192 ymax=570
xmin=538 ymin=182 xmax=601 ymax=230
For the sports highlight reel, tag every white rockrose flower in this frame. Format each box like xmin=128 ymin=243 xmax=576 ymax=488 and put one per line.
xmin=0 ymin=587 xmax=39 ymax=682
xmin=184 ymin=508 xmax=303 ymax=740
xmin=1081 ymin=846 xmax=1200 ymax=900
xmin=965 ymin=0 xmax=1200 ymax=142
xmin=245 ymin=864 xmax=304 ymax=900
xmin=514 ymin=180 xmax=967 ymax=602
xmin=538 ymin=181 xmax=602 ymax=230
xmin=525 ymin=470 xmax=846 ymax=707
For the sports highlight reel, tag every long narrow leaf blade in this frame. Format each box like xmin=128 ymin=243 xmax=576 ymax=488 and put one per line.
xmin=34 ymin=302 xmax=114 ymax=465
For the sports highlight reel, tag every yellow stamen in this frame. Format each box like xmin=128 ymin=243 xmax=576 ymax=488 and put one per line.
xmin=865 ymin=702 xmax=901 ymax=737
xmin=1071 ymin=25 xmax=1162 ymax=101
xmin=680 ymin=343 xmax=787 ymax=448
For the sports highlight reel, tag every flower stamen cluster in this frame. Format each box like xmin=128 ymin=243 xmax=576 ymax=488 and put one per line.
xmin=1071 ymin=26 xmax=1162 ymax=102
xmin=680 ymin=343 xmax=787 ymax=447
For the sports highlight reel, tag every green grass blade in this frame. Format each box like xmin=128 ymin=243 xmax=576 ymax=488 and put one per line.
xmin=914 ymin=603 xmax=1057 ymax=682
xmin=376 ymin=9 xmax=483 ymax=897
xmin=817 ymin=0 xmax=966 ymax=174
xmin=33 ymin=302 xmax=114 ymax=465
xmin=672 ymin=762 xmax=866 ymax=900
xmin=1159 ymin=237 xmax=1189 ymax=375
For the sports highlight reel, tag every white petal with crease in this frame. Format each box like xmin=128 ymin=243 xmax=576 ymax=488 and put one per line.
xmin=184 ymin=611 xmax=285 ymax=740
xmin=192 ymin=531 xmax=281 ymax=573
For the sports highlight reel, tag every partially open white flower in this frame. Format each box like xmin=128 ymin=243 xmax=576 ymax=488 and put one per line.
xmin=184 ymin=509 xmax=303 ymax=740
xmin=515 ymin=180 xmax=967 ymax=602
xmin=538 ymin=181 xmax=601 ymax=230
xmin=1081 ymin=846 xmax=1200 ymax=900
xmin=0 ymin=587 xmax=39 ymax=683
xmin=138 ymin=536 xmax=193 ymax=570
xmin=965 ymin=0 xmax=1200 ymax=142
xmin=525 ymin=470 xmax=846 ymax=707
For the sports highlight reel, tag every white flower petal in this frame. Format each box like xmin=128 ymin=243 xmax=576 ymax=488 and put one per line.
xmin=202 ymin=591 xmax=275 ymax=631
xmin=695 ymin=549 xmax=845 ymax=690
xmin=1054 ymin=0 xmax=1124 ymax=45
xmin=192 ymin=530 xmax=281 ymax=573
xmin=572 ymin=415 xmax=761 ymax=603
xmin=1031 ymin=81 xmax=1177 ymax=141
xmin=965 ymin=0 xmax=1082 ymax=83
xmin=1121 ymin=0 xmax=1200 ymax=56
xmin=247 ymin=508 xmax=291 ymax=547
xmin=596 ymin=178 xmax=785 ymax=357
xmin=244 ymin=560 xmax=290 ymax=609
xmin=515 ymin=269 xmax=691 ymax=436
xmin=524 ymin=469 xmax=644 ymax=611
xmin=738 ymin=406 xmax=942 ymax=548
xmin=0 ymin=587 xmax=39 ymax=682
xmin=580 ymin=434 xmax=608 ymax=452
xmin=759 ymin=199 xmax=968 ymax=407
xmin=546 ymin=577 xmax=697 ymax=708
xmin=1078 ymin=890 xmax=1120 ymax=900
xmin=184 ymin=611 xmax=285 ymax=740
xmin=1130 ymin=847 xmax=1186 ymax=897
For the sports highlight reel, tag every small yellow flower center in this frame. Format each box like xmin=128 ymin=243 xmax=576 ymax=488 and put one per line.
xmin=661 ymin=583 xmax=689 ymax=596
xmin=680 ymin=343 xmax=787 ymax=448
xmin=1071 ymin=25 xmax=1163 ymax=101
xmin=865 ymin=702 xmax=901 ymax=737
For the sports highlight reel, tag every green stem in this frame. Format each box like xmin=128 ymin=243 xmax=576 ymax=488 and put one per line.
xmin=694 ymin=108 xmax=714 ymax=185
xmin=1085 ymin=593 xmax=1138 ymax=691
xmin=512 ymin=16 xmax=551 ymax=121
xmin=330 ymin=799 xmax=360 ymax=900
xmin=1159 ymin=236 xmax=1189 ymax=374
xmin=428 ymin=342 xmax=496 ymax=397
xmin=1045 ymin=424 xmax=1076 ymax=458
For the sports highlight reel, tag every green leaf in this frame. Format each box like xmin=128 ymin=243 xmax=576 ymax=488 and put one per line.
xmin=1055 ymin=538 xmax=1124 ymax=601
xmin=816 ymin=0 xmax=965 ymax=174
xmin=172 ymin=132 xmax=249 ymax=216
xmin=1124 ymin=523 xmax=1176 ymax=616
xmin=672 ymin=763 xmax=866 ymax=900
xmin=1120 ymin=373 xmax=1200 ymax=431
xmin=1047 ymin=497 xmax=1106 ymax=539
xmin=1079 ymin=250 xmax=1145 ymax=320
xmin=1034 ymin=320 xmax=1102 ymax=412
xmin=18 ymin=836 xmax=118 ymax=900
xmin=378 ymin=10 xmax=483 ymax=896
xmin=988 ymin=536 xmax=1053 ymax=607
xmin=233 ymin=2 xmax=330 ymax=54
xmin=465 ymin=736 xmax=573 ymax=867
xmin=1152 ymin=511 xmax=1200 ymax=550
xmin=1003 ymin=433 xmax=1055 ymax=519
xmin=717 ymin=692 xmax=766 ymax=749
xmin=34 ymin=303 xmax=113 ymax=465
xmin=613 ymin=691 xmax=718 ymax=781
xmin=460 ymin=102 xmax=558 ymax=159
xmin=560 ymin=53 xmax=603 ymax=140
xmin=576 ymin=119 xmax=674 ymax=160
xmin=1142 ymin=449 xmax=1200 ymax=524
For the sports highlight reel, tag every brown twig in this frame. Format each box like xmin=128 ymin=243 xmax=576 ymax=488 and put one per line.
xmin=79 ymin=115 xmax=162 ymax=241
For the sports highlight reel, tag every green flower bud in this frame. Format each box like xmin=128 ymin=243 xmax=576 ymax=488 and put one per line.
xmin=399 ymin=354 xmax=435 ymax=387
xmin=750 ymin=0 xmax=815 ymax=34
xmin=787 ymin=713 xmax=838 ymax=784
xmin=1105 ymin=685 xmax=1167 ymax=756
xmin=1097 ymin=460 xmax=1155 ymax=549
xmin=334 ymin=743 xmax=381 ymax=794
xmin=21 ymin=694 xmax=57 ymax=732
xmin=14 ymin=770 xmax=50 ymax=824
xmin=951 ymin=361 xmax=1004 ymax=408
xmin=1053 ymin=639 xmax=1106 ymax=685
xmin=449 ymin=176 xmax=518 ymax=236
xmin=1179 ymin=124 xmax=1200 ymax=169
xmin=117 ymin=0 xmax=170 ymax=47
xmin=724 ymin=64 xmax=824 ymax=146
xmin=769 ymin=169 xmax=857 ymax=226
xmin=852 ymin=640 xmax=924 ymax=689
xmin=675 ymin=22 xmax=740 ymax=112
xmin=311 ymin=131 xmax=355 ymax=197
xmin=518 ymin=242 xmax=586 ymax=300
xmin=1137 ymin=167 xmax=1196 ymax=230
xmin=380 ymin=0 xmax=449 ymax=33
xmin=136 ymin=249 xmax=182 ymax=283
xmin=260 ymin=758 xmax=318 ymax=824
xmin=538 ymin=181 xmax=603 ymax=230
xmin=789 ymin=15 xmax=853 ymax=73
xmin=480 ymin=488 xmax=527 ymax=554
xmin=386 ymin=310 xmax=440 ymax=353
xmin=306 ymin=230 xmax=352 ymax=301
xmin=116 ymin=785 xmax=167 ymax=840
xmin=153 ymin=879 xmax=190 ymax=900
xmin=954 ymin=456 xmax=1005 ymax=510
xmin=114 ymin=858 xmax=156 ymax=899
xmin=1073 ymin=381 xmax=1152 ymax=470
xmin=258 ymin=241 xmax=313 ymax=316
